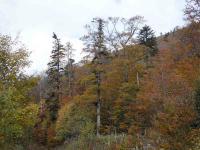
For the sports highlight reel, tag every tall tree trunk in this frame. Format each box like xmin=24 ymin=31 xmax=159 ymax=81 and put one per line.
xmin=137 ymin=72 xmax=140 ymax=87
xmin=68 ymin=61 xmax=74 ymax=97
xmin=96 ymin=71 xmax=101 ymax=137
xmin=68 ymin=64 xmax=72 ymax=97
xmin=57 ymin=39 xmax=61 ymax=102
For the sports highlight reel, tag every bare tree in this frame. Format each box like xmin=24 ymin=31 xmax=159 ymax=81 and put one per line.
xmin=182 ymin=0 xmax=200 ymax=57
xmin=65 ymin=42 xmax=75 ymax=97
xmin=105 ymin=16 xmax=144 ymax=54
xmin=184 ymin=0 xmax=200 ymax=22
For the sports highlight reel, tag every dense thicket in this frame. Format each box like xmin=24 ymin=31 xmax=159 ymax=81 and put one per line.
xmin=0 ymin=35 xmax=39 ymax=149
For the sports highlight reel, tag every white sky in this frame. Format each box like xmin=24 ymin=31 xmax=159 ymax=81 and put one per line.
xmin=0 ymin=0 xmax=186 ymax=74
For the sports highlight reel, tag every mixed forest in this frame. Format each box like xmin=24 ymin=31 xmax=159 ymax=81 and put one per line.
xmin=0 ymin=0 xmax=200 ymax=149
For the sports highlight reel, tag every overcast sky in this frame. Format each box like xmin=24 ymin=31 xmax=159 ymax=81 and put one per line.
xmin=0 ymin=0 xmax=186 ymax=74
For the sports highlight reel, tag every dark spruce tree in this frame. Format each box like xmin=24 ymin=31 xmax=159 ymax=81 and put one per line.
xmin=138 ymin=25 xmax=158 ymax=56
xmin=46 ymin=33 xmax=66 ymax=122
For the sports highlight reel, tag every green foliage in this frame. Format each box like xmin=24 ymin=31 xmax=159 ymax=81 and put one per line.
xmin=57 ymin=135 xmax=138 ymax=150
xmin=138 ymin=25 xmax=158 ymax=56
xmin=81 ymin=18 xmax=107 ymax=56
xmin=0 ymin=88 xmax=39 ymax=148
xmin=113 ymin=83 xmax=139 ymax=133
xmin=1 ymin=7 xmax=200 ymax=149
xmin=0 ymin=34 xmax=39 ymax=149
xmin=0 ymin=35 xmax=29 ymax=88
xmin=56 ymin=102 xmax=95 ymax=142
xmin=46 ymin=33 xmax=66 ymax=122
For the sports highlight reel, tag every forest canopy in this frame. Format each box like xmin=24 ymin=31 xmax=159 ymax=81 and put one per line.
xmin=0 ymin=0 xmax=200 ymax=149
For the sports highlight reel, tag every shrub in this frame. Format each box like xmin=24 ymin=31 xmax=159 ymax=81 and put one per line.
xmin=56 ymin=102 xmax=95 ymax=142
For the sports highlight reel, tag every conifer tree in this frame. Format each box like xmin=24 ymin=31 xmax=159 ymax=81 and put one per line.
xmin=82 ymin=18 xmax=108 ymax=136
xmin=46 ymin=33 xmax=66 ymax=122
xmin=138 ymin=25 xmax=158 ymax=56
